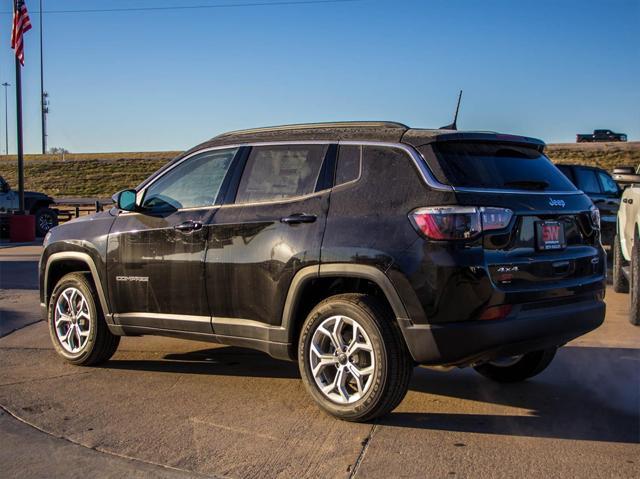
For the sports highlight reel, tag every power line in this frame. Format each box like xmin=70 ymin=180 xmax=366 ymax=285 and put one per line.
xmin=0 ymin=0 xmax=361 ymax=15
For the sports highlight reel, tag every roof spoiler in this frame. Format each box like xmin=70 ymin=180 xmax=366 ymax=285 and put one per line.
xmin=432 ymin=132 xmax=546 ymax=151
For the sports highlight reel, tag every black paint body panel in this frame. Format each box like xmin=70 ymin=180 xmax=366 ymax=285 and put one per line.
xmin=206 ymin=192 xmax=329 ymax=326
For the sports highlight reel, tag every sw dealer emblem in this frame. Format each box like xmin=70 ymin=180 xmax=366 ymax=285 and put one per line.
xmin=548 ymin=198 xmax=566 ymax=208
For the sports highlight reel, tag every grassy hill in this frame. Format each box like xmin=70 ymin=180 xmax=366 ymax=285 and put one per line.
xmin=0 ymin=142 xmax=638 ymax=199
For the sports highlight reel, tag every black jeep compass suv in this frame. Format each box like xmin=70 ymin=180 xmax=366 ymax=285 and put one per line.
xmin=40 ymin=121 xmax=606 ymax=421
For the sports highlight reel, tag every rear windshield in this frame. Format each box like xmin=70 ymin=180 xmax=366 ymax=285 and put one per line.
xmin=422 ymin=142 xmax=577 ymax=191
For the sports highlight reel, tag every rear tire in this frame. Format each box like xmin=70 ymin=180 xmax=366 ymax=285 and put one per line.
xmin=298 ymin=294 xmax=413 ymax=422
xmin=473 ymin=348 xmax=557 ymax=383
xmin=613 ymin=233 xmax=629 ymax=293
xmin=48 ymin=272 xmax=120 ymax=365
xmin=629 ymin=231 xmax=640 ymax=325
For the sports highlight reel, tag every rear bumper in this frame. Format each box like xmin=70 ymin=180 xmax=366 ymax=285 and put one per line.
xmin=399 ymin=298 xmax=605 ymax=366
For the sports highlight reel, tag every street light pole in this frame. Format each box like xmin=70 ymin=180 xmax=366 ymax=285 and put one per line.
xmin=1 ymin=83 xmax=9 ymax=155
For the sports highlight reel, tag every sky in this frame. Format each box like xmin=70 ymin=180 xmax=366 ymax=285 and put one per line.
xmin=0 ymin=0 xmax=638 ymax=154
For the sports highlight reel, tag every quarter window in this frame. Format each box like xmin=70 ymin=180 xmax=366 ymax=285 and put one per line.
xmin=142 ymin=148 xmax=238 ymax=211
xmin=235 ymin=145 xmax=327 ymax=203
xmin=335 ymin=145 xmax=361 ymax=185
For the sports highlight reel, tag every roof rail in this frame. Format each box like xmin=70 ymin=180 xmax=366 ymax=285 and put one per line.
xmin=214 ymin=121 xmax=410 ymax=138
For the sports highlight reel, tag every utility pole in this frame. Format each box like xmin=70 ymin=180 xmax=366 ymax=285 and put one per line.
xmin=40 ymin=0 xmax=47 ymax=154
xmin=1 ymin=83 xmax=9 ymax=155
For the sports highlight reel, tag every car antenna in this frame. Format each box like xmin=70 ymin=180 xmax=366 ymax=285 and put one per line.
xmin=439 ymin=90 xmax=463 ymax=130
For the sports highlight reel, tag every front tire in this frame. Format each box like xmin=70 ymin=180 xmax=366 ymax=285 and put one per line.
xmin=298 ymin=294 xmax=413 ymax=422
xmin=613 ymin=233 xmax=629 ymax=293
xmin=48 ymin=272 xmax=120 ymax=365
xmin=473 ymin=348 xmax=557 ymax=383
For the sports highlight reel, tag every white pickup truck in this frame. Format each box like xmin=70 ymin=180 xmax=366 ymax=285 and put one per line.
xmin=612 ymin=166 xmax=640 ymax=325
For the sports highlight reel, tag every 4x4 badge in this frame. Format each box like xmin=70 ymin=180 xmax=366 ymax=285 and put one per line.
xmin=549 ymin=198 xmax=566 ymax=207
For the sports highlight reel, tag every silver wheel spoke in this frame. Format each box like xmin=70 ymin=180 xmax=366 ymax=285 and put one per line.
xmin=335 ymin=367 xmax=349 ymax=402
xmin=316 ymin=325 xmax=339 ymax=351
xmin=55 ymin=313 xmax=72 ymax=327
xmin=60 ymin=326 xmax=73 ymax=344
xmin=74 ymin=325 xmax=82 ymax=345
xmin=310 ymin=343 xmax=337 ymax=376
xmin=68 ymin=289 xmax=78 ymax=314
xmin=331 ymin=316 xmax=345 ymax=351
xmin=346 ymin=363 xmax=365 ymax=394
xmin=348 ymin=342 xmax=372 ymax=355
xmin=77 ymin=297 xmax=90 ymax=320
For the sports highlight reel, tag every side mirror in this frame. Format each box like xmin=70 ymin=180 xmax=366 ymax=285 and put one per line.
xmin=0 ymin=182 xmax=9 ymax=193
xmin=113 ymin=189 xmax=138 ymax=212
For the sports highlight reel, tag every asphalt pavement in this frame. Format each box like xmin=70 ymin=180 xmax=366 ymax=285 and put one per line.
xmin=0 ymin=245 xmax=638 ymax=479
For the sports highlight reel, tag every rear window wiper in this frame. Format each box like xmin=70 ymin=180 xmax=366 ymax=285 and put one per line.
xmin=503 ymin=180 xmax=550 ymax=190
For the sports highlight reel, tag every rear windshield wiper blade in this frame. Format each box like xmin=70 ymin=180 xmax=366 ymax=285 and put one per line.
xmin=504 ymin=180 xmax=550 ymax=190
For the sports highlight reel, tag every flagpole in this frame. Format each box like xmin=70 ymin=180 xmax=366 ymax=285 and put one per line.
xmin=14 ymin=0 xmax=25 ymax=214
xmin=39 ymin=0 xmax=46 ymax=154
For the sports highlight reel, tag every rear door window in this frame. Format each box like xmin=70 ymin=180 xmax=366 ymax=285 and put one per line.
xmin=423 ymin=142 xmax=576 ymax=191
xmin=235 ymin=144 xmax=327 ymax=204
xmin=574 ymin=168 xmax=602 ymax=194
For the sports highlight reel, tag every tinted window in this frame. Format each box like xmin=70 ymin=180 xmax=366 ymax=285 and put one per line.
xmin=336 ymin=145 xmax=361 ymax=185
xmin=426 ymin=142 xmax=576 ymax=191
xmin=557 ymin=165 xmax=575 ymax=185
xmin=235 ymin=145 xmax=327 ymax=203
xmin=598 ymin=171 xmax=619 ymax=194
xmin=575 ymin=169 xmax=601 ymax=194
xmin=142 ymin=148 xmax=237 ymax=210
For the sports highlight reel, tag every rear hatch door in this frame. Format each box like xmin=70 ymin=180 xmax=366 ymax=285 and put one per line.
xmin=418 ymin=140 xmax=604 ymax=292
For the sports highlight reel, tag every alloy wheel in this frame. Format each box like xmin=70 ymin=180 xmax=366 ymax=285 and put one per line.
xmin=39 ymin=213 xmax=55 ymax=232
xmin=309 ymin=315 xmax=376 ymax=404
xmin=54 ymin=287 xmax=92 ymax=354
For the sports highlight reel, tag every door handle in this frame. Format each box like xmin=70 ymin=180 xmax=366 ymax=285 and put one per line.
xmin=174 ymin=221 xmax=203 ymax=233
xmin=280 ymin=214 xmax=317 ymax=225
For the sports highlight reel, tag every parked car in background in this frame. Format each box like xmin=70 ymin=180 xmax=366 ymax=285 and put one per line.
xmin=557 ymin=164 xmax=620 ymax=245
xmin=40 ymin=122 xmax=606 ymax=421
xmin=612 ymin=169 xmax=640 ymax=325
xmin=0 ymin=175 xmax=59 ymax=237
xmin=576 ymin=129 xmax=627 ymax=143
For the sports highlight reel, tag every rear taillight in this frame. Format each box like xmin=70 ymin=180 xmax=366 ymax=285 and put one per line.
xmin=409 ymin=206 xmax=513 ymax=240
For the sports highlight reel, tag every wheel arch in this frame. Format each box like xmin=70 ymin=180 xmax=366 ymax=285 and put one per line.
xmin=44 ymin=252 xmax=111 ymax=322
xmin=281 ymin=264 xmax=410 ymax=355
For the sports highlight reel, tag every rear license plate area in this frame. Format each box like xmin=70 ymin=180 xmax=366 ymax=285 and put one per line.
xmin=535 ymin=220 xmax=566 ymax=250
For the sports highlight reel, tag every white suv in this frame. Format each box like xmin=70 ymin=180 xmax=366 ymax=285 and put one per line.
xmin=612 ymin=165 xmax=640 ymax=325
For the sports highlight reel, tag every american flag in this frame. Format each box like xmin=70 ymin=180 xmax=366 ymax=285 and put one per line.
xmin=11 ymin=0 xmax=32 ymax=66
